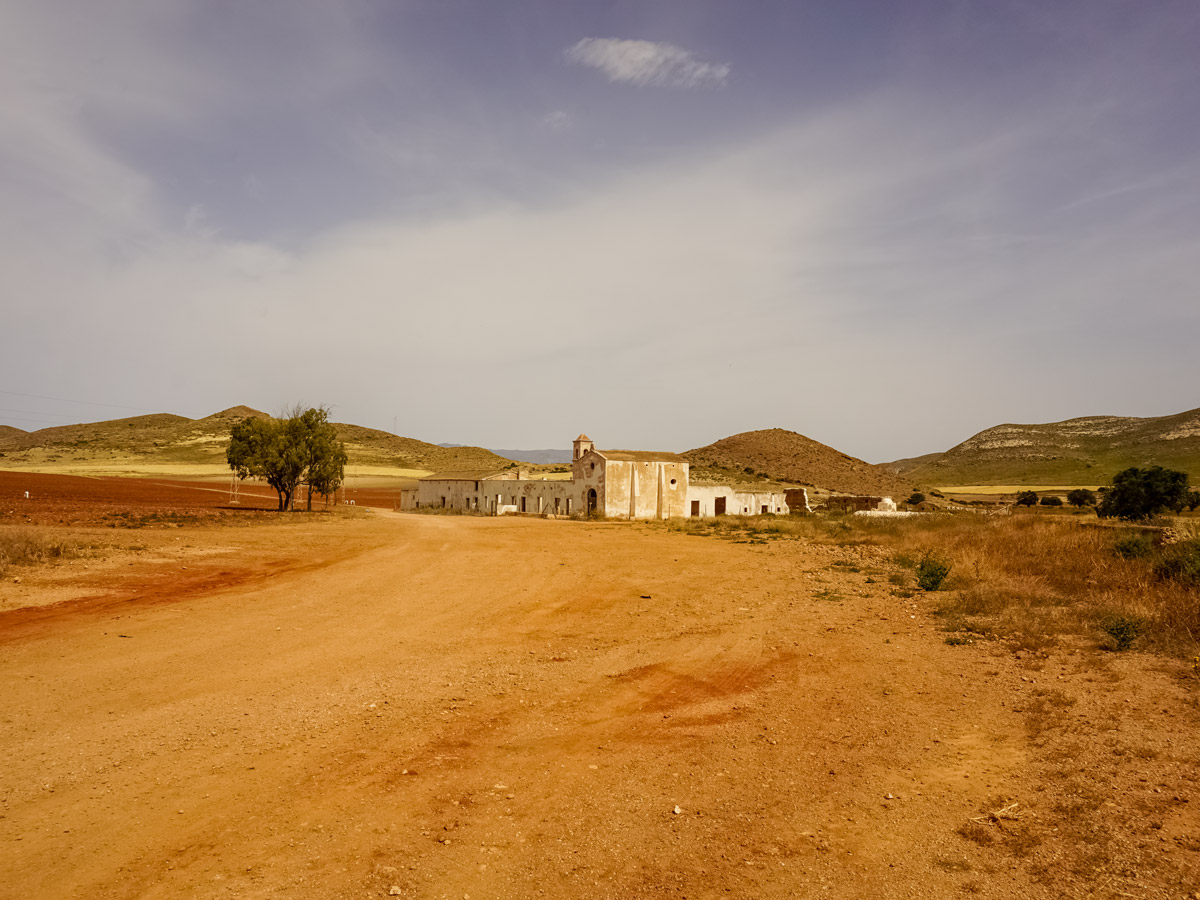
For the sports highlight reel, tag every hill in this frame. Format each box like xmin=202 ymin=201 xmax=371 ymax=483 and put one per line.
xmin=686 ymin=428 xmax=913 ymax=497
xmin=439 ymin=443 xmax=572 ymax=464
xmin=0 ymin=408 xmax=510 ymax=476
xmin=898 ymin=407 xmax=1200 ymax=486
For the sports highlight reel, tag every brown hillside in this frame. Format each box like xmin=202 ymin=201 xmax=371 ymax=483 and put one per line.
xmin=333 ymin=423 xmax=508 ymax=471
xmin=201 ymin=406 xmax=271 ymax=422
xmin=0 ymin=408 xmax=514 ymax=472
xmin=900 ymin=407 xmax=1200 ymax=485
xmin=687 ymin=428 xmax=913 ymax=497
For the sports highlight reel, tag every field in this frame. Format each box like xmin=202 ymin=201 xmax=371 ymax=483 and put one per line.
xmin=938 ymin=485 xmax=1102 ymax=495
xmin=1 ymin=476 xmax=1198 ymax=899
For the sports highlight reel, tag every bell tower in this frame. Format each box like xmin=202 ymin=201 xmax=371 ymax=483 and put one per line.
xmin=572 ymin=434 xmax=594 ymax=462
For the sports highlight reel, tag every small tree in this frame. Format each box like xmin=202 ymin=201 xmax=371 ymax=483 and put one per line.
xmin=1015 ymin=490 xmax=1038 ymax=507
xmin=1039 ymin=495 xmax=1063 ymax=507
xmin=906 ymin=492 xmax=926 ymax=505
xmin=1067 ymin=488 xmax=1096 ymax=508
xmin=1188 ymin=490 xmax=1200 ymax=512
xmin=1097 ymin=466 xmax=1190 ymax=521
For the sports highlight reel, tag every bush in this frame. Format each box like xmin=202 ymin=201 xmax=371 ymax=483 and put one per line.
xmin=1015 ymin=491 xmax=1038 ymax=507
xmin=1039 ymin=496 xmax=1063 ymax=507
xmin=1100 ymin=614 xmax=1144 ymax=652
xmin=1067 ymin=488 xmax=1096 ymax=508
xmin=1188 ymin=491 xmax=1200 ymax=512
xmin=906 ymin=492 xmax=926 ymax=505
xmin=915 ymin=551 xmax=952 ymax=591
xmin=1113 ymin=532 xmax=1155 ymax=559
xmin=0 ymin=528 xmax=79 ymax=574
xmin=1152 ymin=539 xmax=1200 ymax=587
xmin=1097 ymin=466 xmax=1190 ymax=520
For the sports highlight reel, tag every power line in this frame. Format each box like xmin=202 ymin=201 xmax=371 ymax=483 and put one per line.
xmin=0 ymin=388 xmax=158 ymax=413
xmin=0 ymin=408 xmax=85 ymax=427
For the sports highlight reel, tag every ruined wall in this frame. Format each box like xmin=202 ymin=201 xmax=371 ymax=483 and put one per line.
xmin=686 ymin=485 xmax=789 ymax=517
xmin=414 ymin=477 xmax=584 ymax=516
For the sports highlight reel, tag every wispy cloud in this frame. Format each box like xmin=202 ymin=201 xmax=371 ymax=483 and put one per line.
xmin=564 ymin=38 xmax=730 ymax=88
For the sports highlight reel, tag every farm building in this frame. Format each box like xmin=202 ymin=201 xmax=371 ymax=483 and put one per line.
xmin=400 ymin=434 xmax=788 ymax=520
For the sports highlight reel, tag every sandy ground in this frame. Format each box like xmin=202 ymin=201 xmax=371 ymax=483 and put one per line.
xmin=1 ymin=503 xmax=1198 ymax=899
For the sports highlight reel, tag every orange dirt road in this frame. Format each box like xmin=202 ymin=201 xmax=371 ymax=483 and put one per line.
xmin=1 ymin=512 xmax=1196 ymax=899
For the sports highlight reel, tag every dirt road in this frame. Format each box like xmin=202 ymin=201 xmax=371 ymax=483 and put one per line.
xmin=1 ymin=512 xmax=1196 ymax=899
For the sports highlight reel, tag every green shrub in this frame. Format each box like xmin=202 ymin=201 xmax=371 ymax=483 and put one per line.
xmin=1113 ymin=532 xmax=1155 ymax=559
xmin=907 ymin=492 xmax=926 ymax=505
xmin=1039 ymin=496 xmax=1063 ymax=507
xmin=1152 ymin=540 xmax=1200 ymax=587
xmin=1067 ymin=488 xmax=1096 ymax=508
xmin=1100 ymin=614 xmax=1145 ymax=651
xmin=915 ymin=551 xmax=952 ymax=591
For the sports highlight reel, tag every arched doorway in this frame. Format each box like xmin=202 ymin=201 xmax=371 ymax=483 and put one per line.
xmin=586 ymin=488 xmax=598 ymax=516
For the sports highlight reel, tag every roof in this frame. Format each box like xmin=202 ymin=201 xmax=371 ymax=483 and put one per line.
xmin=419 ymin=469 xmax=511 ymax=482
xmin=574 ymin=433 xmax=591 ymax=441
xmin=594 ymin=449 xmax=686 ymax=463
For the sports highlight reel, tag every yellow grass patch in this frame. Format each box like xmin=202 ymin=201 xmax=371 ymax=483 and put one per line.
xmin=939 ymin=485 xmax=1102 ymax=494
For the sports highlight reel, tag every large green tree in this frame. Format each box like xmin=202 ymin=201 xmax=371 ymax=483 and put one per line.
xmin=226 ymin=407 xmax=346 ymax=511
xmin=1097 ymin=466 xmax=1190 ymax=521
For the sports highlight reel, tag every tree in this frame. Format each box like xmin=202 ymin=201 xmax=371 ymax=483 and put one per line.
xmin=1066 ymin=488 xmax=1096 ymax=508
xmin=292 ymin=406 xmax=348 ymax=510
xmin=1187 ymin=490 xmax=1200 ymax=513
xmin=1039 ymin=495 xmax=1063 ymax=507
xmin=1015 ymin=491 xmax=1038 ymax=507
xmin=906 ymin=492 xmax=926 ymax=505
xmin=1097 ymin=466 xmax=1190 ymax=521
xmin=226 ymin=407 xmax=347 ymax=511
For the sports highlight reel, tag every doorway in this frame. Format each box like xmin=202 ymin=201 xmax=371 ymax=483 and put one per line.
xmin=691 ymin=500 xmax=700 ymax=516
xmin=714 ymin=497 xmax=726 ymax=515
xmin=586 ymin=488 xmax=598 ymax=515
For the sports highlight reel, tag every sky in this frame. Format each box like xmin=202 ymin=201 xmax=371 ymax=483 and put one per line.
xmin=1 ymin=0 xmax=1198 ymax=462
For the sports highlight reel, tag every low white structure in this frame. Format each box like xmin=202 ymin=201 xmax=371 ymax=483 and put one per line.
xmin=400 ymin=434 xmax=789 ymax=520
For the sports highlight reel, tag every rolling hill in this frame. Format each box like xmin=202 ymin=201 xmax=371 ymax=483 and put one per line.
xmin=686 ymin=428 xmax=914 ymax=497
xmin=0 ymin=407 xmax=510 ymax=476
xmin=891 ymin=407 xmax=1200 ymax=486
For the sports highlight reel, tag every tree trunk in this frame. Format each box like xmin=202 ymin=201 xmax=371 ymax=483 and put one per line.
xmin=306 ymin=483 xmax=312 ymax=511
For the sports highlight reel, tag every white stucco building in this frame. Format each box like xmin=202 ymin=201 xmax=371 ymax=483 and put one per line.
xmin=400 ymin=434 xmax=788 ymax=520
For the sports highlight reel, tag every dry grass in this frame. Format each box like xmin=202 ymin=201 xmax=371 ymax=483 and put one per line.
xmin=664 ymin=512 xmax=1200 ymax=656
xmin=0 ymin=526 xmax=82 ymax=574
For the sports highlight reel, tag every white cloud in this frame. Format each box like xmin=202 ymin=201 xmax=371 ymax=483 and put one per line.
xmin=542 ymin=110 xmax=574 ymax=131
xmin=564 ymin=38 xmax=730 ymax=88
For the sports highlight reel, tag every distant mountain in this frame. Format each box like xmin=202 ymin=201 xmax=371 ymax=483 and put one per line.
xmin=894 ymin=407 xmax=1200 ymax=485
xmin=438 ymin=443 xmax=571 ymax=465
xmin=0 ymin=408 xmax=510 ymax=473
xmin=686 ymin=428 xmax=913 ymax=497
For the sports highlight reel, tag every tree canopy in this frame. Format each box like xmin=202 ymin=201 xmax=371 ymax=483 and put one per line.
xmin=1097 ymin=466 xmax=1190 ymax=521
xmin=227 ymin=406 xmax=347 ymax=511
xmin=1066 ymin=488 xmax=1096 ymax=508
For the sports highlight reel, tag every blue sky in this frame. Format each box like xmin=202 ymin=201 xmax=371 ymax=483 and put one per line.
xmin=2 ymin=0 xmax=1198 ymax=461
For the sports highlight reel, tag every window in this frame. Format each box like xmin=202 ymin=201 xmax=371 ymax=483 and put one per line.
xmin=670 ymin=478 xmax=677 ymax=486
